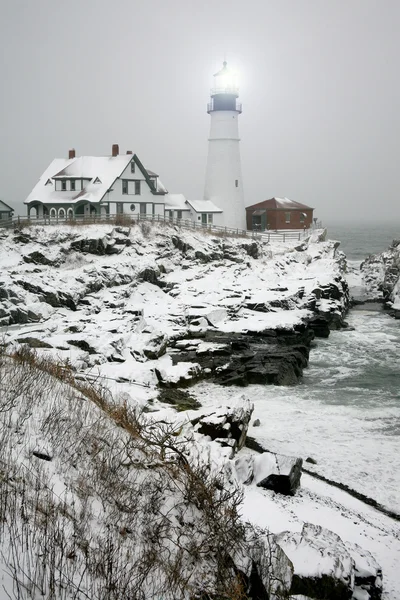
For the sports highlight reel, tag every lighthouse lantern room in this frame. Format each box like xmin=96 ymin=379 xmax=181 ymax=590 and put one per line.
xmin=204 ymin=61 xmax=246 ymax=230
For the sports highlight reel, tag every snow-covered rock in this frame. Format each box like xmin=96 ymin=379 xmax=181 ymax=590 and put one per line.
xmin=360 ymin=239 xmax=400 ymax=317
xmin=277 ymin=523 xmax=355 ymax=599
xmin=195 ymin=396 xmax=254 ymax=456
xmin=235 ymin=451 xmax=303 ymax=495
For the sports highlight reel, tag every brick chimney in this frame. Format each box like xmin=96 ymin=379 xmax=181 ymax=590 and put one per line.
xmin=112 ymin=144 xmax=119 ymax=157
xmin=69 ymin=148 xmax=76 ymax=159
xmin=126 ymin=150 xmax=133 ymax=154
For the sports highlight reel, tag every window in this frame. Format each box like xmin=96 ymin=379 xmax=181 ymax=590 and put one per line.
xmin=208 ymin=213 xmax=213 ymax=224
xmin=122 ymin=180 xmax=128 ymax=195
xmin=61 ymin=180 xmax=67 ymax=191
xmin=50 ymin=208 xmax=56 ymax=218
xmin=168 ymin=210 xmax=173 ymax=221
xmin=71 ymin=179 xmax=76 ymax=191
xmin=135 ymin=180 xmax=141 ymax=195
xmin=45 ymin=178 xmax=52 ymax=186
xmin=300 ymin=212 xmax=305 ymax=223
xmin=58 ymin=208 xmax=66 ymax=219
xmin=177 ymin=210 xmax=182 ymax=220
xmin=131 ymin=161 xmax=135 ymax=174
xmin=140 ymin=203 xmax=146 ymax=215
xmin=130 ymin=203 xmax=136 ymax=212
xmin=93 ymin=177 xmax=102 ymax=184
xmin=67 ymin=208 xmax=74 ymax=219
xmin=285 ymin=212 xmax=291 ymax=223
xmin=235 ymin=179 xmax=238 ymax=188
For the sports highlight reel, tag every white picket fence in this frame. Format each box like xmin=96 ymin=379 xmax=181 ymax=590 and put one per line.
xmin=0 ymin=213 xmax=320 ymax=243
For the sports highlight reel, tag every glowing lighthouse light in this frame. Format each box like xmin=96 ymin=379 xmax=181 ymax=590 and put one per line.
xmin=204 ymin=61 xmax=246 ymax=230
xmin=212 ymin=62 xmax=239 ymax=95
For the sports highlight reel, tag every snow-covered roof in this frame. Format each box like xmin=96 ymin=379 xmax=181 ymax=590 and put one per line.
xmin=186 ymin=199 xmax=223 ymax=213
xmin=0 ymin=200 xmax=13 ymax=211
xmin=164 ymin=194 xmax=191 ymax=211
xmin=25 ymin=154 xmax=167 ymax=206
xmin=246 ymin=197 xmax=314 ymax=211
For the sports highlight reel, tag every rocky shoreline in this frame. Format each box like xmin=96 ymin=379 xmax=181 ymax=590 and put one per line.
xmin=0 ymin=223 xmax=390 ymax=599
xmin=359 ymin=239 xmax=400 ymax=318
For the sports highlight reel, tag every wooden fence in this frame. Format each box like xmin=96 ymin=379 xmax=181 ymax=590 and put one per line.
xmin=0 ymin=213 xmax=320 ymax=243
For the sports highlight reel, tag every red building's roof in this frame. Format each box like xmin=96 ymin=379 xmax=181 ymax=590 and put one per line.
xmin=246 ymin=197 xmax=314 ymax=211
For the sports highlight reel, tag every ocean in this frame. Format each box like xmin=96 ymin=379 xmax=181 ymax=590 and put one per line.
xmin=327 ymin=223 xmax=400 ymax=260
xmin=258 ymin=224 xmax=400 ymax=513
xmin=226 ymin=224 xmax=400 ymax=515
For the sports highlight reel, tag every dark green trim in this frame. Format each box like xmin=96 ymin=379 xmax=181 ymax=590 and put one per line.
xmin=133 ymin=154 xmax=167 ymax=195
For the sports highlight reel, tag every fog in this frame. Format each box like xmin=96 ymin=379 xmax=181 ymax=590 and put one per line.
xmin=1 ymin=0 xmax=399 ymax=225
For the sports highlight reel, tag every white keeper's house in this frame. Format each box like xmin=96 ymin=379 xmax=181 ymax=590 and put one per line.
xmin=25 ymin=146 xmax=167 ymax=221
xmin=24 ymin=145 xmax=224 ymax=226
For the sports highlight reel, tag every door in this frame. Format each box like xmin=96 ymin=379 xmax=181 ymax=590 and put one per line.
xmin=201 ymin=213 xmax=207 ymax=225
xmin=116 ymin=203 xmax=123 ymax=214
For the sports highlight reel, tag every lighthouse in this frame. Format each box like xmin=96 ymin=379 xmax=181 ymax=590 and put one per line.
xmin=203 ymin=61 xmax=246 ymax=230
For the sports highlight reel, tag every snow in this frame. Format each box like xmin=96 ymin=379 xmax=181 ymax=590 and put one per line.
xmin=186 ymin=199 xmax=223 ymax=213
xmin=0 ymin=223 xmax=399 ymax=598
xmin=164 ymin=193 xmax=191 ymax=211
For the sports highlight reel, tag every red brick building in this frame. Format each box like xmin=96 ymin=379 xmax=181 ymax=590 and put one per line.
xmin=246 ymin=197 xmax=314 ymax=231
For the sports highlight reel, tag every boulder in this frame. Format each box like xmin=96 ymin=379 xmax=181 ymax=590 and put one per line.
xmin=235 ymin=452 xmax=302 ymax=495
xmin=17 ymin=337 xmax=53 ymax=349
xmin=143 ymin=334 xmax=168 ymax=360
xmin=196 ymin=396 xmax=254 ymax=455
xmin=67 ymin=339 xmax=97 ymax=354
xmin=23 ymin=251 xmax=57 ymax=266
xmin=276 ymin=524 xmax=355 ymax=599
xmin=138 ymin=267 xmax=162 ymax=286
xmin=171 ymin=235 xmax=192 ymax=253
xmin=241 ymin=241 xmax=259 ymax=259
xmin=345 ymin=542 xmax=382 ymax=600
xmin=234 ymin=529 xmax=293 ymax=599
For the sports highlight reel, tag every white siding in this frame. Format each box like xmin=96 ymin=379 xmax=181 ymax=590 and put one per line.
xmin=204 ymin=110 xmax=246 ymax=230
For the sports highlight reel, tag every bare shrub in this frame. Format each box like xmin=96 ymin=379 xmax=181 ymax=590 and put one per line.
xmin=0 ymin=350 xmax=286 ymax=599
xmin=139 ymin=220 xmax=152 ymax=237
xmin=115 ymin=214 xmax=134 ymax=227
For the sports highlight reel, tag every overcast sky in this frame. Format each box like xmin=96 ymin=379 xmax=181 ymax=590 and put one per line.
xmin=0 ymin=0 xmax=399 ymax=224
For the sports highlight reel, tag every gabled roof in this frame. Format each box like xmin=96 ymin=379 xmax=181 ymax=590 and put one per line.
xmin=246 ymin=197 xmax=314 ymax=211
xmin=186 ymin=199 xmax=223 ymax=213
xmin=0 ymin=200 xmax=14 ymax=211
xmin=25 ymin=153 xmax=167 ymax=206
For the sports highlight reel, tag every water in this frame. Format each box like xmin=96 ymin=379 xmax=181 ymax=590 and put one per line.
xmin=260 ymin=224 xmax=400 ymax=512
xmin=327 ymin=223 xmax=399 ymax=260
xmin=247 ymin=225 xmax=400 ymax=512
xmin=241 ymin=308 xmax=400 ymax=512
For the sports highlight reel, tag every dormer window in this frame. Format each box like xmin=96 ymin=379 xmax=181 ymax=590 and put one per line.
xmin=131 ymin=161 xmax=135 ymax=174
xmin=71 ymin=179 xmax=76 ymax=191
xmin=61 ymin=180 xmax=67 ymax=191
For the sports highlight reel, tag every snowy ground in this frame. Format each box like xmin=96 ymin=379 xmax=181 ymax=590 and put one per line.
xmin=1 ymin=224 xmax=399 ymax=598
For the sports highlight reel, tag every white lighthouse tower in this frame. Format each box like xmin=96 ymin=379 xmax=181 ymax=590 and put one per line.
xmin=204 ymin=61 xmax=246 ymax=230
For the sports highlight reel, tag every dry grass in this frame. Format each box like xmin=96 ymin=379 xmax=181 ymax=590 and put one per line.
xmin=0 ymin=348 xmax=291 ymax=599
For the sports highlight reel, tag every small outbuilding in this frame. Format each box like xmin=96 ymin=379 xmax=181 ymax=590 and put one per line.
xmin=246 ymin=197 xmax=314 ymax=231
xmin=0 ymin=200 xmax=14 ymax=222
